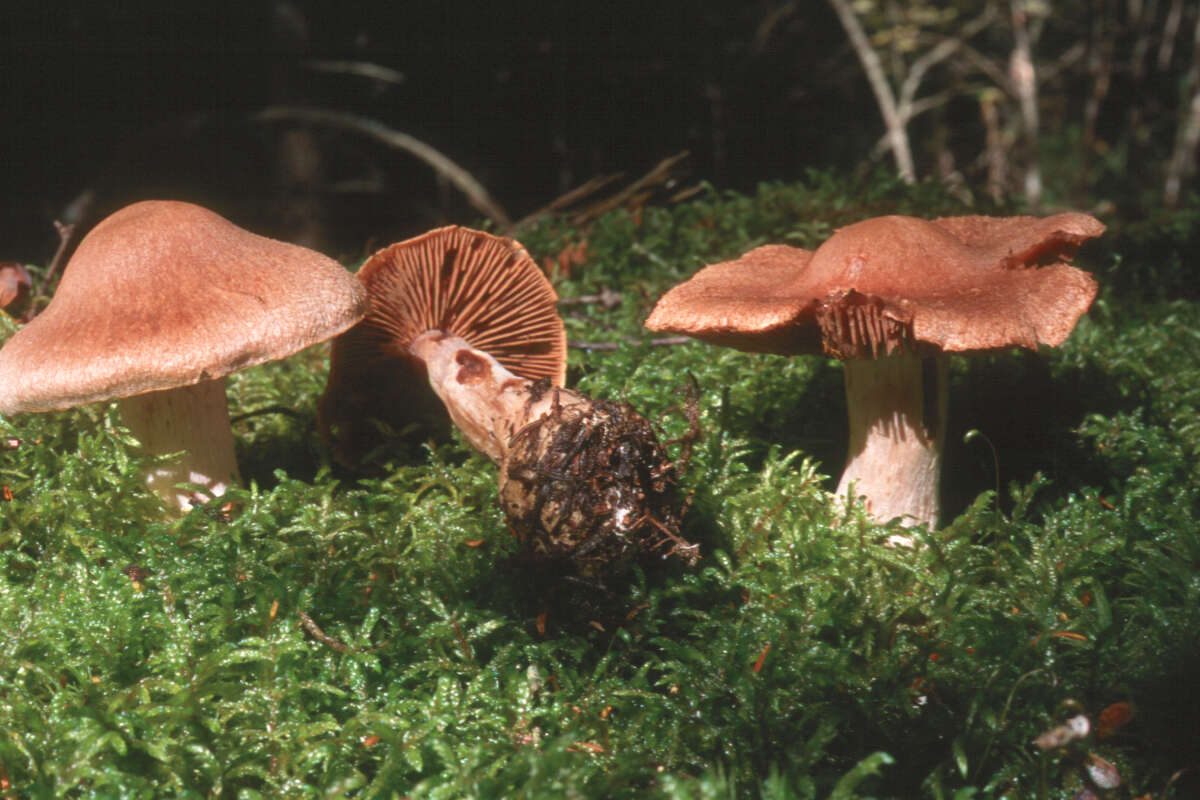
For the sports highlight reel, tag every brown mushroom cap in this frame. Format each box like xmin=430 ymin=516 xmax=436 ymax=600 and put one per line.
xmin=319 ymin=225 xmax=566 ymax=464
xmin=646 ymin=213 xmax=1105 ymax=358
xmin=0 ymin=200 xmax=368 ymax=414
xmin=646 ymin=212 xmax=1105 ymax=529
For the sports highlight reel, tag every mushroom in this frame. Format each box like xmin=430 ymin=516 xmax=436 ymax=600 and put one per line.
xmin=321 ymin=226 xmax=695 ymax=575
xmin=0 ymin=200 xmax=368 ymax=511
xmin=645 ymin=212 xmax=1105 ymax=529
xmin=319 ymin=225 xmax=568 ymax=466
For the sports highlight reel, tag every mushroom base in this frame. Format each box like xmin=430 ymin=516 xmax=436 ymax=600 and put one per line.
xmin=837 ymin=353 xmax=947 ymax=529
xmin=118 ymin=379 xmax=241 ymax=513
xmin=411 ymin=332 xmax=697 ymax=578
xmin=499 ymin=390 xmax=695 ymax=578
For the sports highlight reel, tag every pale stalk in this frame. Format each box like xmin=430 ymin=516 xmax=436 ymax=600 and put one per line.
xmin=836 ymin=353 xmax=948 ymax=529
xmin=118 ymin=378 xmax=241 ymax=512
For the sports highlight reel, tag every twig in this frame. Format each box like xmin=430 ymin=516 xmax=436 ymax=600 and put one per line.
xmin=1165 ymin=9 xmax=1200 ymax=208
xmin=254 ymin=106 xmax=511 ymax=227
xmin=569 ymin=336 xmax=692 ymax=352
xmin=1009 ymin=0 xmax=1043 ymax=209
xmin=229 ymin=404 xmax=308 ymax=425
xmin=827 ymin=0 xmax=915 ymax=182
xmin=298 ymin=609 xmax=393 ymax=654
xmin=557 ymin=288 xmax=622 ymax=309
xmin=508 ymin=172 xmax=626 ymax=232
xmin=298 ymin=610 xmax=349 ymax=653
xmin=303 ymin=59 xmax=405 ymax=86
xmin=1159 ymin=0 xmax=1185 ymax=71
xmin=898 ymin=5 xmax=997 ymax=122
xmin=569 ymin=151 xmax=690 ymax=225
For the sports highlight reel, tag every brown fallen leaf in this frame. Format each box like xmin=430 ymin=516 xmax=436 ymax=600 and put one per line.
xmin=0 ymin=263 xmax=32 ymax=312
xmin=1095 ymin=701 xmax=1134 ymax=739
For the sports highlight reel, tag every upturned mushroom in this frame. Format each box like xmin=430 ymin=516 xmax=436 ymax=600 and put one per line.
xmin=320 ymin=226 xmax=696 ymax=576
xmin=0 ymin=200 xmax=368 ymax=511
xmin=319 ymin=225 xmax=567 ymax=467
xmin=645 ymin=212 xmax=1105 ymax=529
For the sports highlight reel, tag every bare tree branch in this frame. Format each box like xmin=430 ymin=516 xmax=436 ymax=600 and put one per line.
xmin=254 ymin=106 xmax=511 ymax=227
xmin=1009 ymin=0 xmax=1043 ymax=209
xmin=1159 ymin=0 xmax=1185 ymax=69
xmin=303 ymin=60 xmax=406 ymax=86
xmin=827 ymin=0 xmax=916 ymax=182
xmin=952 ymin=41 xmax=1016 ymax=96
xmin=1165 ymin=8 xmax=1200 ymax=207
xmin=898 ymin=5 xmax=998 ymax=122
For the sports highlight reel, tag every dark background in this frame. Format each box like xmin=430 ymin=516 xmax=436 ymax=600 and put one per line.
xmin=0 ymin=2 xmax=869 ymax=263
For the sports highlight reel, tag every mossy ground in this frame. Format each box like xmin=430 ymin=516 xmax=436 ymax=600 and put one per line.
xmin=1 ymin=173 xmax=1198 ymax=798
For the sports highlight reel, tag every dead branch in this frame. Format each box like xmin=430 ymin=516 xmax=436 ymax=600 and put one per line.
xmin=297 ymin=610 xmax=348 ymax=653
xmin=1160 ymin=0 xmax=1185 ymax=70
xmin=898 ymin=5 xmax=998 ymax=122
xmin=254 ymin=106 xmax=511 ymax=227
xmin=303 ymin=59 xmax=405 ymax=86
xmin=557 ymin=288 xmax=622 ymax=309
xmin=569 ymin=336 xmax=692 ymax=352
xmin=297 ymin=609 xmax=393 ymax=654
xmin=568 ymin=151 xmax=690 ymax=225
xmin=1009 ymin=0 xmax=1043 ymax=209
xmin=509 ymin=172 xmax=626 ymax=232
xmin=1165 ymin=9 xmax=1200 ymax=207
xmin=26 ymin=221 xmax=78 ymax=320
xmin=827 ymin=0 xmax=915 ymax=182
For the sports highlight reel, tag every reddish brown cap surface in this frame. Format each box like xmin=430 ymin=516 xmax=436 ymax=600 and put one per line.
xmin=646 ymin=213 xmax=1105 ymax=359
xmin=319 ymin=225 xmax=566 ymax=463
xmin=0 ymin=200 xmax=367 ymax=414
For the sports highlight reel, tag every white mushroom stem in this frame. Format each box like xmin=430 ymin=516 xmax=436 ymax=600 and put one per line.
xmin=836 ymin=352 xmax=948 ymax=529
xmin=117 ymin=378 xmax=241 ymax=512
xmin=408 ymin=331 xmax=588 ymax=465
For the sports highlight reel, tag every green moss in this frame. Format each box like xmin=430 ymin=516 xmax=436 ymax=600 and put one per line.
xmin=1 ymin=172 xmax=1197 ymax=798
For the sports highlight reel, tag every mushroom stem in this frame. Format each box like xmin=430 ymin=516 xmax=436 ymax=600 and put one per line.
xmin=836 ymin=352 xmax=947 ymax=528
xmin=408 ymin=331 xmax=589 ymax=464
xmin=117 ymin=378 xmax=241 ymax=512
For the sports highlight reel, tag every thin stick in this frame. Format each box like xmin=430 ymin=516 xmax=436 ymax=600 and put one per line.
xmin=557 ymin=288 xmax=622 ymax=309
xmin=508 ymin=172 xmax=626 ymax=232
xmin=297 ymin=610 xmax=349 ymax=653
xmin=827 ymin=0 xmax=915 ymax=182
xmin=28 ymin=221 xmax=77 ymax=319
xmin=254 ymin=106 xmax=511 ymax=227
xmin=568 ymin=336 xmax=692 ymax=352
xmin=303 ymin=59 xmax=405 ymax=86
xmin=569 ymin=151 xmax=690 ymax=225
xmin=229 ymin=404 xmax=308 ymax=425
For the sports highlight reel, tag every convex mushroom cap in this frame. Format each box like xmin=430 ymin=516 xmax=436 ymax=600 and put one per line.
xmin=0 ymin=199 xmax=368 ymax=510
xmin=646 ymin=212 xmax=1105 ymax=528
xmin=319 ymin=225 xmax=566 ymax=465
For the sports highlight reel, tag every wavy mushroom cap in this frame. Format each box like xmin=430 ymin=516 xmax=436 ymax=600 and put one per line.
xmin=0 ymin=200 xmax=368 ymax=415
xmin=646 ymin=212 xmax=1105 ymax=359
xmin=319 ymin=225 xmax=566 ymax=464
